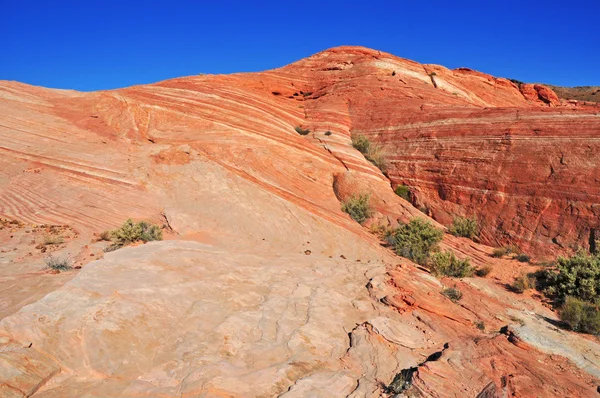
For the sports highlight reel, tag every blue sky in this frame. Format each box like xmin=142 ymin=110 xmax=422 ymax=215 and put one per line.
xmin=3 ymin=0 xmax=599 ymax=91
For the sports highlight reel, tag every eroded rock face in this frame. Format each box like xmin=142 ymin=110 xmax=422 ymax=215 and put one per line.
xmin=1 ymin=46 xmax=600 ymax=396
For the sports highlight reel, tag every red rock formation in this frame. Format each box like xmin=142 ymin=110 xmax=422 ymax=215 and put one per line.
xmin=1 ymin=46 xmax=599 ymax=396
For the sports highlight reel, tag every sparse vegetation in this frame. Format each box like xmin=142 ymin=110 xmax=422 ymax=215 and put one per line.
xmin=43 ymin=234 xmax=64 ymax=245
xmin=341 ymin=194 xmax=373 ymax=224
xmin=448 ymin=216 xmax=478 ymax=239
xmin=105 ymin=219 xmax=163 ymax=251
xmin=45 ymin=254 xmax=72 ymax=271
xmin=294 ymin=126 xmax=310 ymax=136
xmin=324 ymin=131 xmax=332 ymax=136
xmin=491 ymin=244 xmax=521 ymax=258
xmin=511 ymin=272 xmax=536 ymax=293
xmin=475 ymin=320 xmax=485 ymax=331
xmin=559 ymin=296 xmax=600 ymax=335
xmin=394 ymin=185 xmax=412 ymax=202
xmin=475 ymin=265 xmax=493 ymax=277
xmin=387 ymin=218 xmax=443 ymax=265
xmin=442 ymin=287 xmax=463 ymax=302
xmin=351 ymin=133 xmax=388 ymax=172
xmin=351 ymin=133 xmax=371 ymax=154
xmin=99 ymin=230 xmax=111 ymax=241
xmin=429 ymin=251 xmax=474 ymax=277
xmin=516 ymin=253 xmax=531 ymax=263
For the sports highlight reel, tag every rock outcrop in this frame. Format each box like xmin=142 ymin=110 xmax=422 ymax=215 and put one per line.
xmin=0 ymin=46 xmax=599 ymax=396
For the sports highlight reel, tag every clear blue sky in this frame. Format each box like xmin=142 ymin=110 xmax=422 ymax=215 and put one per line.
xmin=3 ymin=0 xmax=599 ymax=91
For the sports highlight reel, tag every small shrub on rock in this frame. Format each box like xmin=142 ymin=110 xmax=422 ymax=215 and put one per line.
xmin=559 ymin=296 xmax=600 ymax=335
xmin=475 ymin=265 xmax=493 ymax=277
xmin=108 ymin=219 xmax=163 ymax=250
xmin=341 ymin=194 xmax=372 ymax=224
xmin=394 ymin=185 xmax=412 ymax=201
xmin=442 ymin=287 xmax=463 ymax=302
xmin=45 ymin=254 xmax=72 ymax=271
xmin=511 ymin=272 xmax=536 ymax=293
xmin=516 ymin=253 xmax=531 ymax=263
xmin=387 ymin=218 xmax=443 ymax=265
xmin=351 ymin=133 xmax=388 ymax=172
xmin=448 ymin=216 xmax=479 ymax=239
xmin=429 ymin=251 xmax=474 ymax=277
xmin=351 ymin=133 xmax=371 ymax=154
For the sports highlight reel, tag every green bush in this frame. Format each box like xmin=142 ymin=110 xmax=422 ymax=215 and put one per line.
xmin=442 ymin=287 xmax=462 ymax=302
xmin=341 ymin=194 xmax=372 ymax=224
xmin=45 ymin=254 xmax=72 ymax=271
xmin=109 ymin=219 xmax=163 ymax=249
xmin=351 ymin=133 xmax=371 ymax=154
xmin=429 ymin=251 xmax=474 ymax=277
xmin=516 ymin=253 xmax=531 ymax=263
xmin=544 ymin=251 xmax=600 ymax=303
xmin=295 ymin=126 xmax=310 ymax=135
xmin=511 ymin=272 xmax=536 ymax=293
xmin=351 ymin=133 xmax=388 ymax=172
xmin=475 ymin=265 xmax=492 ymax=277
xmin=387 ymin=218 xmax=443 ymax=265
xmin=448 ymin=216 xmax=479 ymax=239
xmin=394 ymin=185 xmax=412 ymax=201
xmin=559 ymin=296 xmax=600 ymax=335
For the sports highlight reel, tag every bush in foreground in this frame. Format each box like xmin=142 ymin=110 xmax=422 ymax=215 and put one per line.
xmin=105 ymin=219 xmax=163 ymax=251
xmin=429 ymin=251 xmax=474 ymax=277
xmin=341 ymin=194 xmax=373 ymax=224
xmin=387 ymin=218 xmax=443 ymax=265
xmin=559 ymin=296 xmax=600 ymax=335
xmin=448 ymin=216 xmax=479 ymax=239
xmin=544 ymin=251 xmax=600 ymax=303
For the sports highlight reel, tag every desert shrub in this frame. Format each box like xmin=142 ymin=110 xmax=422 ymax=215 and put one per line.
xmin=351 ymin=133 xmax=388 ymax=172
xmin=475 ymin=320 xmax=485 ymax=331
xmin=394 ymin=185 xmax=412 ymax=201
xmin=429 ymin=251 xmax=474 ymax=277
xmin=365 ymin=144 xmax=388 ymax=172
xmin=351 ymin=133 xmax=371 ymax=154
xmin=491 ymin=247 xmax=507 ymax=258
xmin=544 ymin=251 xmax=600 ymax=303
xmin=516 ymin=254 xmax=531 ymax=263
xmin=294 ymin=126 xmax=310 ymax=135
xmin=324 ymin=131 xmax=332 ymax=136
xmin=491 ymin=244 xmax=521 ymax=258
xmin=442 ymin=287 xmax=462 ymax=302
xmin=43 ymin=234 xmax=64 ymax=245
xmin=387 ymin=218 xmax=443 ymax=265
xmin=341 ymin=194 xmax=372 ymax=224
xmin=475 ymin=265 xmax=493 ymax=277
xmin=109 ymin=219 xmax=163 ymax=248
xmin=99 ymin=230 xmax=111 ymax=241
xmin=559 ymin=296 xmax=600 ymax=335
xmin=448 ymin=216 xmax=478 ymax=239
xmin=45 ymin=254 xmax=71 ymax=271
xmin=511 ymin=272 xmax=536 ymax=293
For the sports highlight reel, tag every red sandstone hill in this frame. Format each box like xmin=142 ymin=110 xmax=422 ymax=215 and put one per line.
xmin=1 ymin=46 xmax=600 ymax=396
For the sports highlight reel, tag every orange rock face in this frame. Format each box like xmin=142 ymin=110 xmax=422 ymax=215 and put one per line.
xmin=1 ymin=46 xmax=599 ymax=396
